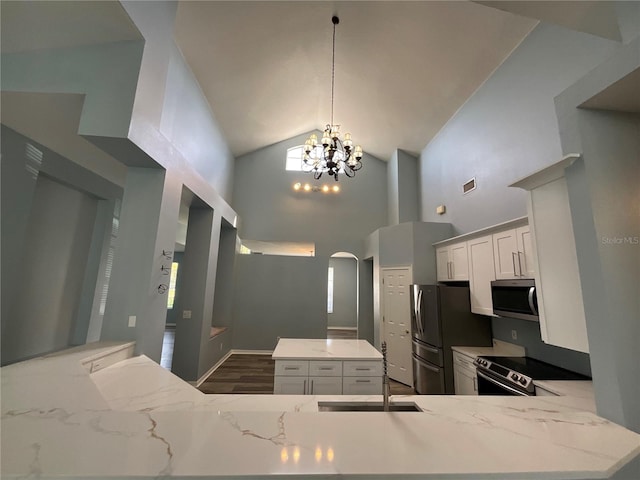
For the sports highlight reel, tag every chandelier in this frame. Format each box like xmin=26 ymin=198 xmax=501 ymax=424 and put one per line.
xmin=303 ymin=16 xmax=363 ymax=181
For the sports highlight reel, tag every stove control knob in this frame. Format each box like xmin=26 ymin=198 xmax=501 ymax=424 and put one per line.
xmin=511 ymin=373 xmax=519 ymax=381
xmin=519 ymin=378 xmax=528 ymax=385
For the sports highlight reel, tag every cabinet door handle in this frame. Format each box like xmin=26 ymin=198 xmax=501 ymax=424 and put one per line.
xmin=319 ymin=367 xmax=333 ymax=371
xmin=447 ymin=261 xmax=452 ymax=279
xmin=310 ymin=380 xmax=314 ymax=394
xmin=518 ymin=251 xmax=525 ymax=276
xmin=303 ymin=379 xmax=307 ymax=394
xmin=512 ymin=252 xmax=518 ymax=276
xmin=284 ymin=366 xmax=299 ymax=370
xmin=355 ymin=379 xmax=371 ymax=383
xmin=355 ymin=367 xmax=371 ymax=371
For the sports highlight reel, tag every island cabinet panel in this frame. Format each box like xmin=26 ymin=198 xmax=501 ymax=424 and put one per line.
xmin=273 ymin=376 xmax=307 ymax=395
xmin=309 ymin=376 xmax=343 ymax=395
xmin=274 ymin=360 xmax=309 ymax=376
xmin=272 ymin=339 xmax=383 ymax=395
xmin=343 ymin=361 xmax=382 ymax=377
xmin=309 ymin=360 xmax=342 ymax=376
xmin=343 ymin=376 xmax=383 ymax=395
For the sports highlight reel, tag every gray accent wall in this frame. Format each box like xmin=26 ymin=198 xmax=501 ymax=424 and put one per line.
xmin=232 ymin=131 xmax=388 ymax=259
xmin=492 ymin=316 xmax=591 ymax=377
xmin=554 ymin=36 xmax=640 ymax=432
xmin=388 ymin=149 xmax=420 ymax=225
xmin=2 ymin=174 xmax=97 ymax=364
xmin=419 ymin=23 xmax=620 ymax=235
xmin=232 ymin=254 xmax=327 ymax=350
xmin=328 ymin=257 xmax=358 ymax=329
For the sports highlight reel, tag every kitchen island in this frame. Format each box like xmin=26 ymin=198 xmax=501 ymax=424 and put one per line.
xmin=272 ymin=338 xmax=383 ymax=394
xmin=2 ymin=342 xmax=639 ymax=479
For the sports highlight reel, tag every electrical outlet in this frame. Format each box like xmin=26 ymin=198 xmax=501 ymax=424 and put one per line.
xmin=183 ymin=310 xmax=192 ymax=319
xmin=128 ymin=315 xmax=136 ymax=328
xmin=511 ymin=329 xmax=518 ymax=340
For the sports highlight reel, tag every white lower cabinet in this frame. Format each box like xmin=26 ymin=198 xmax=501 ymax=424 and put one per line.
xmin=273 ymin=376 xmax=308 ymax=395
xmin=452 ymin=351 xmax=478 ymax=395
xmin=309 ymin=376 xmax=343 ymax=395
xmin=274 ymin=359 xmax=382 ymax=395
xmin=343 ymin=376 xmax=383 ymax=395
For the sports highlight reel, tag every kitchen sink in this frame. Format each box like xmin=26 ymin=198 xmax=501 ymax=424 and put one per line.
xmin=317 ymin=401 xmax=422 ymax=412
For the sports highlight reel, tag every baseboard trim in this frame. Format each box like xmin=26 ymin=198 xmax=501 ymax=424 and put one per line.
xmin=327 ymin=326 xmax=357 ymax=330
xmin=231 ymin=349 xmax=274 ymax=355
xmin=193 ymin=349 xmax=274 ymax=387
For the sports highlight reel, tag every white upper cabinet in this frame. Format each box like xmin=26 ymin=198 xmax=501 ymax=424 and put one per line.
xmin=493 ymin=226 xmax=534 ymax=279
xmin=436 ymin=242 xmax=469 ymax=281
xmin=467 ymin=235 xmax=496 ymax=316
xmin=511 ymin=154 xmax=589 ymax=353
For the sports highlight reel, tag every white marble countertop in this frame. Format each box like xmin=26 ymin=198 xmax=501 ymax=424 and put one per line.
xmin=2 ymin=342 xmax=639 ymax=479
xmin=272 ymin=338 xmax=382 ymax=360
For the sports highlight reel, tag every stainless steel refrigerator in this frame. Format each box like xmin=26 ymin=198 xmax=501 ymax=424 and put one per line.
xmin=410 ymin=284 xmax=492 ymax=394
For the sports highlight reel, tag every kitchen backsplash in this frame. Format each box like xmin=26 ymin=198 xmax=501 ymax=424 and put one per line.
xmin=491 ymin=316 xmax=592 ymax=377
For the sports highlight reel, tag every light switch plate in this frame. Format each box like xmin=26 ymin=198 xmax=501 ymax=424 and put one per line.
xmin=128 ymin=315 xmax=136 ymax=327
xmin=183 ymin=310 xmax=192 ymax=319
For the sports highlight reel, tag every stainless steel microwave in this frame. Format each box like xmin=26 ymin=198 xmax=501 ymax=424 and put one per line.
xmin=491 ymin=279 xmax=538 ymax=321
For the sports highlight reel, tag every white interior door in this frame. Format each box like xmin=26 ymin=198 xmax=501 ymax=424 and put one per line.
xmin=382 ymin=267 xmax=413 ymax=386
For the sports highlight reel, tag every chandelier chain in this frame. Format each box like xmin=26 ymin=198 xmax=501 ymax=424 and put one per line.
xmin=331 ymin=18 xmax=336 ymax=127
xmin=302 ymin=15 xmax=363 ymax=181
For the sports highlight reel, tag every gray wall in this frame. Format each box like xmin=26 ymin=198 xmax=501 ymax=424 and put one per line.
xmin=1 ymin=126 xmax=122 ymax=365
xmin=553 ymin=32 xmax=640 ymax=432
xmin=328 ymin=257 xmax=358 ymax=328
xmin=419 ymin=23 xmax=620 ymax=235
xmin=2 ymin=174 xmax=97 ymax=364
xmin=2 ymin=2 xmax=238 ymax=381
xmin=232 ymin=131 xmax=388 ymax=259
xmin=211 ymin=221 xmax=237 ymax=328
xmin=492 ymin=317 xmax=591 ymax=377
xmin=388 ymin=150 xmax=420 ymax=225
xmin=232 ymin=254 xmax=327 ymax=350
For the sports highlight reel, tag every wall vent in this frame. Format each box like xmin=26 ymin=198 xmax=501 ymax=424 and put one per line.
xmin=463 ymin=177 xmax=476 ymax=195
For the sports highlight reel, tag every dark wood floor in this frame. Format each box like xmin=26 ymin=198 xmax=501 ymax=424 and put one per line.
xmin=198 ymin=352 xmax=416 ymax=396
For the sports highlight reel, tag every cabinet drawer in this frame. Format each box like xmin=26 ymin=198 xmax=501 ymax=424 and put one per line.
xmin=343 ymin=361 xmax=382 ymax=377
xmin=309 ymin=360 xmax=342 ymax=377
xmin=342 ymin=377 xmax=382 ymax=395
xmin=275 ymin=360 xmax=309 ymax=376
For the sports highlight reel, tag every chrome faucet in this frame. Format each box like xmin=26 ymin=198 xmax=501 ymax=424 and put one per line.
xmin=381 ymin=341 xmax=390 ymax=412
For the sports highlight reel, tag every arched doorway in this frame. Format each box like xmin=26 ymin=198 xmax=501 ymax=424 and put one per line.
xmin=327 ymin=252 xmax=358 ymax=339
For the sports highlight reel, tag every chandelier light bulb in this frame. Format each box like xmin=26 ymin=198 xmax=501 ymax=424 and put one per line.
xmin=332 ymin=185 xmax=340 ymax=192
xmin=322 ymin=185 xmax=330 ymax=193
xmin=303 ymin=183 xmax=311 ymax=191
xmin=293 ymin=182 xmax=302 ymax=191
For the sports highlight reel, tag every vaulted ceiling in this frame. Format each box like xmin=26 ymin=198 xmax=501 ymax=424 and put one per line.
xmin=173 ymin=1 xmax=537 ymax=161
xmin=1 ymin=1 xmax=626 ymax=164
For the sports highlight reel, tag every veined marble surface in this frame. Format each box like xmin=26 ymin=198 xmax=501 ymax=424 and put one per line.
xmin=2 ymin=342 xmax=639 ymax=479
xmin=272 ymin=338 xmax=382 ymax=360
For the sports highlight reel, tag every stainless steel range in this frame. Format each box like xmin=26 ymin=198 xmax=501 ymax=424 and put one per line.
xmin=473 ymin=356 xmax=590 ymax=396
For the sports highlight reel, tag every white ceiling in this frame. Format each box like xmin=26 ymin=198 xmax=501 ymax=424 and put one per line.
xmin=173 ymin=1 xmax=538 ymax=161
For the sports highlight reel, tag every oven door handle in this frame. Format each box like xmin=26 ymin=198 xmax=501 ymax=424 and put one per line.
xmin=476 ymin=370 xmax=530 ymax=396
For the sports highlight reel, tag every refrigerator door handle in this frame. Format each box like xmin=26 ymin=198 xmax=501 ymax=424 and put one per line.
xmin=417 ymin=289 xmax=424 ymax=336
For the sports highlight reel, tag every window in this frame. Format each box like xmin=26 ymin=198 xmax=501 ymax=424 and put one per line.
xmin=327 ymin=266 xmax=334 ymax=313
xmin=167 ymin=262 xmax=179 ymax=309
xmin=285 ymin=145 xmax=306 ymax=171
